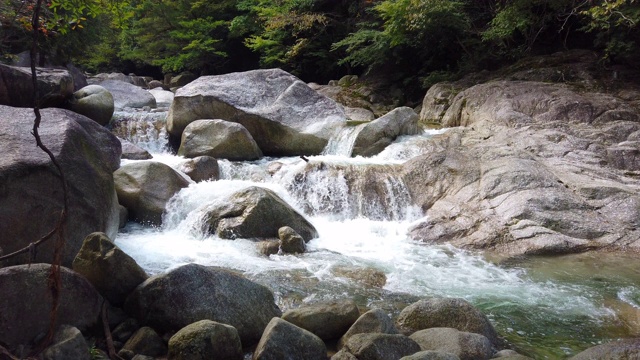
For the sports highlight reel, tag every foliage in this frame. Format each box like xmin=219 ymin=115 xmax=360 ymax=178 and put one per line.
xmin=581 ymin=0 xmax=640 ymax=61
xmin=117 ymin=0 xmax=238 ymax=74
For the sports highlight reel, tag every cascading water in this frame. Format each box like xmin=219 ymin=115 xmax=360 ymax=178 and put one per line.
xmin=114 ymin=111 xmax=640 ymax=358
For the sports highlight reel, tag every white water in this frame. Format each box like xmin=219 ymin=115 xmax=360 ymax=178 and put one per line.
xmin=114 ymin=114 xmax=638 ymax=357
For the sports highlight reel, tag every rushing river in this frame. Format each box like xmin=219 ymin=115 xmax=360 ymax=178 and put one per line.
xmin=113 ymin=111 xmax=640 ymax=359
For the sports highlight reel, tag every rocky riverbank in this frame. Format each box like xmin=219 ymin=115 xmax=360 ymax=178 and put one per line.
xmin=0 ymin=50 xmax=639 ymax=359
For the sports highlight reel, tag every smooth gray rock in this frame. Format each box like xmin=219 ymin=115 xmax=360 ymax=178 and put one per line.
xmin=69 ymin=84 xmax=114 ymax=125
xmin=149 ymin=88 xmax=174 ymax=108
xmin=396 ymin=298 xmax=499 ymax=346
xmin=122 ymin=326 xmax=167 ymax=357
xmin=569 ymin=338 xmax=640 ymax=359
xmin=338 ymin=308 xmax=397 ymax=349
xmin=340 ymin=333 xmax=421 ymax=360
xmin=0 ymin=106 xmax=121 ymax=267
xmin=178 ymin=156 xmax=219 ymax=183
xmin=178 ymin=119 xmax=262 ymax=160
xmin=124 ymin=263 xmax=281 ymax=346
xmin=167 ymin=69 xmax=346 ymax=156
xmin=201 ymin=186 xmax=318 ymax=241
xmin=42 ymin=325 xmax=91 ymax=360
xmin=0 ymin=264 xmax=103 ymax=351
xmin=0 ymin=64 xmax=74 ymax=108
xmin=114 ymin=161 xmax=190 ymax=225
xmin=282 ymin=299 xmax=360 ymax=341
xmin=352 ymin=107 xmax=420 ymax=157
xmin=72 ymin=232 xmax=148 ymax=306
xmin=409 ymin=328 xmax=492 ymax=360
xmin=98 ymin=80 xmax=157 ymax=110
xmin=401 ymin=351 xmax=460 ymax=360
xmin=253 ymin=318 xmax=327 ymax=360
xmin=345 ymin=107 xmax=375 ymax=122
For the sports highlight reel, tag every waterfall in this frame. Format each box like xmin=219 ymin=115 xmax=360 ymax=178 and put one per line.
xmin=111 ymin=110 xmax=169 ymax=153
xmin=322 ymin=124 xmax=366 ymax=156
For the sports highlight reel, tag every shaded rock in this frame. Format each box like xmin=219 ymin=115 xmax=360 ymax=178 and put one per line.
xmin=147 ymin=80 xmax=164 ymax=89
xmin=149 ymin=88 xmax=174 ymax=108
xmin=258 ymin=240 xmax=281 ymax=256
xmin=201 ymin=186 xmax=317 ymax=241
xmin=0 ymin=106 xmax=121 ymax=267
xmin=492 ymin=349 xmax=532 ymax=359
xmin=124 ymin=263 xmax=281 ymax=346
xmin=167 ymin=69 xmax=346 ymax=156
xmin=169 ymin=72 xmax=197 ymax=88
xmin=120 ymin=138 xmax=153 ymax=160
xmin=114 ymin=161 xmax=190 ymax=225
xmin=0 ymin=64 xmax=74 ymax=108
xmin=72 ymin=232 xmax=148 ymax=306
xmin=401 ymin=351 xmax=460 ymax=360
xmin=340 ymin=333 xmax=421 ymax=360
xmin=282 ymin=299 xmax=360 ymax=341
xmin=178 ymin=119 xmax=262 ymax=160
xmin=352 ymin=107 xmax=420 ymax=157
xmin=253 ymin=318 xmax=327 ymax=360
xmin=409 ymin=328 xmax=492 ymax=360
xmin=42 ymin=325 xmax=91 ymax=360
xmin=168 ymin=320 xmax=242 ymax=360
xmin=278 ymin=226 xmax=306 ymax=254
xmin=395 ymin=298 xmax=499 ymax=346
xmin=118 ymin=349 xmax=135 ymax=360
xmin=569 ymin=338 xmax=640 ymax=359
xmin=122 ymin=326 xmax=167 ymax=357
xmin=0 ymin=264 xmax=102 ymax=351
xmin=69 ymin=84 xmax=114 ymax=125
xmin=112 ymin=318 xmax=141 ymax=343
xmin=338 ymin=308 xmax=397 ymax=349
xmin=118 ymin=204 xmax=129 ymax=228
xmin=98 ymin=80 xmax=157 ymax=110
xmin=178 ymin=156 xmax=219 ymax=182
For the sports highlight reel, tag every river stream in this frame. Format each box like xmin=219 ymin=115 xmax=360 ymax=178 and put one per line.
xmin=112 ymin=111 xmax=640 ymax=358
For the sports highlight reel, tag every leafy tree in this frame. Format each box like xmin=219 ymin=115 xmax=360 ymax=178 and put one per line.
xmin=581 ymin=0 xmax=640 ymax=61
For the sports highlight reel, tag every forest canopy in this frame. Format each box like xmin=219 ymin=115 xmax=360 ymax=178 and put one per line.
xmin=2 ymin=0 xmax=639 ymax=93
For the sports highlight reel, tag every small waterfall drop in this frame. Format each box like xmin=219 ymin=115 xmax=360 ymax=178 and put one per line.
xmin=322 ymin=124 xmax=366 ymax=156
xmin=111 ymin=110 xmax=169 ymax=153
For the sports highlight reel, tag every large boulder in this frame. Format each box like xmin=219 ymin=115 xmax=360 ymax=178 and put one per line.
xmin=395 ymin=298 xmax=499 ymax=346
xmin=72 ymin=232 xmax=148 ymax=306
xmin=409 ymin=328 xmax=493 ymax=360
xmin=351 ymin=107 xmax=420 ymax=157
xmin=0 ymin=106 xmax=121 ymax=267
xmin=253 ymin=318 xmax=327 ymax=360
xmin=124 ymin=263 xmax=282 ymax=345
xmin=0 ymin=64 xmax=74 ymax=108
xmin=98 ymin=80 xmax=157 ymax=110
xmin=68 ymin=84 xmax=115 ymax=126
xmin=404 ymin=75 xmax=640 ymax=256
xmin=177 ymin=119 xmax=263 ymax=160
xmin=200 ymin=186 xmax=318 ymax=241
xmin=168 ymin=320 xmax=243 ymax=360
xmin=569 ymin=338 xmax=640 ymax=359
xmin=282 ymin=299 xmax=360 ymax=340
xmin=0 ymin=264 xmax=103 ymax=352
xmin=166 ymin=69 xmax=346 ymax=156
xmin=114 ymin=161 xmax=190 ymax=225
xmin=120 ymin=138 xmax=153 ymax=160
